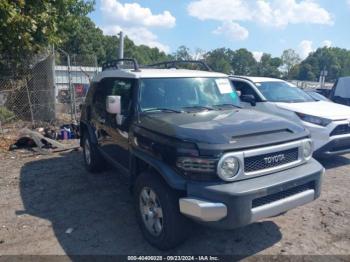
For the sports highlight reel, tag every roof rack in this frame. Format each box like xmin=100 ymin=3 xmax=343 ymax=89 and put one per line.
xmin=102 ymin=58 xmax=140 ymax=72
xmin=147 ymin=60 xmax=212 ymax=72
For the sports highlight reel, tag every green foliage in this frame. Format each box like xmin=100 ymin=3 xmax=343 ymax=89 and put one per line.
xmin=0 ymin=106 xmax=15 ymax=123
xmin=293 ymin=47 xmax=350 ymax=81
xmin=125 ymin=39 xmax=170 ymax=65
xmin=281 ymin=49 xmax=301 ymax=79
xmin=172 ymin=46 xmax=192 ymax=61
xmin=205 ymin=48 xmax=283 ymax=77
xmin=0 ymin=0 xmax=94 ymax=59
xmin=257 ymin=54 xmax=282 ymax=78
xmin=59 ymin=16 xmax=105 ymax=64
xmin=2 ymin=0 xmax=349 ymax=82
xmin=59 ymin=19 xmax=170 ymax=66
xmin=231 ymin=48 xmax=257 ymax=75
xmin=205 ymin=48 xmax=233 ymax=74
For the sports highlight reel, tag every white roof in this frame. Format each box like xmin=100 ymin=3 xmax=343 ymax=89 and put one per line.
xmin=93 ymin=68 xmax=227 ymax=82
xmin=230 ymin=76 xmax=284 ymax=83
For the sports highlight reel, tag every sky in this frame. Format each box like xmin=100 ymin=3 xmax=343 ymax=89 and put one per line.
xmin=89 ymin=0 xmax=350 ymax=60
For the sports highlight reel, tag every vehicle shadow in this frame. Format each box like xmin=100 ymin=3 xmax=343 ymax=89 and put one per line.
xmin=19 ymin=151 xmax=282 ymax=257
xmin=315 ymin=154 xmax=350 ymax=170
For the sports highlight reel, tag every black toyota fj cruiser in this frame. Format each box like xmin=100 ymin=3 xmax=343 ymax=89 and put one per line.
xmin=80 ymin=59 xmax=324 ymax=250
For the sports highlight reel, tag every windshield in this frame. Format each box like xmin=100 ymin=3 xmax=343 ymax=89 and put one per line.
xmin=255 ymin=81 xmax=315 ymax=103
xmin=139 ymin=78 xmax=240 ymax=112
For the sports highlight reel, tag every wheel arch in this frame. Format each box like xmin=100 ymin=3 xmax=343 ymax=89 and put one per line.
xmin=130 ymin=149 xmax=187 ymax=192
xmin=80 ymin=121 xmax=97 ymax=147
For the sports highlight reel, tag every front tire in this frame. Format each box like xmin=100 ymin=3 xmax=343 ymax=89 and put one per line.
xmin=82 ymin=135 xmax=105 ymax=173
xmin=134 ymin=172 xmax=191 ymax=250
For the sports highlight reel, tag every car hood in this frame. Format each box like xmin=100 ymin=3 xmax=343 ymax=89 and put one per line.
xmin=275 ymin=101 xmax=350 ymax=121
xmin=138 ymin=109 xmax=307 ymax=149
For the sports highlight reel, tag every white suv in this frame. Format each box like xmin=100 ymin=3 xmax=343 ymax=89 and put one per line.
xmin=230 ymin=76 xmax=350 ymax=157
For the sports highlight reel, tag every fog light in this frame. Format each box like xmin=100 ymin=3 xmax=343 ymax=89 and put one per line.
xmin=218 ymin=156 xmax=240 ymax=181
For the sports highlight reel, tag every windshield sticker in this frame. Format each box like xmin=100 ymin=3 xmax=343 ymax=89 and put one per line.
xmin=255 ymin=83 xmax=261 ymax=87
xmin=216 ymin=79 xmax=232 ymax=94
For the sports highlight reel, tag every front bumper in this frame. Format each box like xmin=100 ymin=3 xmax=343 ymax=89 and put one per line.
xmin=314 ymin=134 xmax=350 ymax=156
xmin=180 ymin=158 xmax=324 ymax=229
xmin=305 ymin=120 xmax=350 ymax=156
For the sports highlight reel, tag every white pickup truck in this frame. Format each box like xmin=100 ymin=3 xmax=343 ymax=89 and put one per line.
xmin=230 ymin=76 xmax=350 ymax=157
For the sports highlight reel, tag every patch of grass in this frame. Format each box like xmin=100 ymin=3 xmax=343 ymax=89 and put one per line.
xmin=0 ymin=106 xmax=15 ymax=123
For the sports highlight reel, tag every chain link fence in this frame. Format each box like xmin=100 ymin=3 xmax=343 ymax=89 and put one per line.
xmin=54 ymin=51 xmax=100 ymax=123
xmin=0 ymin=51 xmax=100 ymax=144
xmin=0 ymin=52 xmax=55 ymax=130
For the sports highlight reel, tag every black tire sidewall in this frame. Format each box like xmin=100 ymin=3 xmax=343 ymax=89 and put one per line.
xmin=134 ymin=172 xmax=190 ymax=250
xmin=82 ymin=134 xmax=104 ymax=172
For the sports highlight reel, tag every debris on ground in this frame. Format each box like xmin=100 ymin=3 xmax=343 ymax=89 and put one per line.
xmin=8 ymin=128 xmax=79 ymax=154
xmin=0 ymin=119 xmax=81 ymax=155
xmin=9 ymin=137 xmax=37 ymax=151
xmin=59 ymin=123 xmax=80 ymax=140
xmin=0 ymin=136 xmax=16 ymax=151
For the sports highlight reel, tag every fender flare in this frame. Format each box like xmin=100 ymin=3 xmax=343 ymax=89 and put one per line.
xmin=131 ymin=149 xmax=187 ymax=191
xmin=80 ymin=121 xmax=98 ymax=146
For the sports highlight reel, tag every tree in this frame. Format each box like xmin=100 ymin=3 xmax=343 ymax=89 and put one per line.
xmin=193 ymin=48 xmax=206 ymax=61
xmin=298 ymin=63 xmax=316 ymax=81
xmin=59 ymin=21 xmax=170 ymax=66
xmin=257 ymin=54 xmax=283 ymax=78
xmin=231 ymin=49 xmax=257 ymax=75
xmin=0 ymin=0 xmax=94 ymax=62
xmin=205 ymin=48 xmax=232 ymax=74
xmin=281 ymin=49 xmax=301 ymax=79
xmin=289 ymin=64 xmax=301 ymax=80
xmin=173 ymin=46 xmax=192 ymax=61
xmin=59 ymin=16 xmax=106 ymax=64
xmin=296 ymin=47 xmax=350 ymax=81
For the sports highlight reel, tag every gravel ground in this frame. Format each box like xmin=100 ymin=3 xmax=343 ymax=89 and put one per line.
xmin=0 ymin=145 xmax=350 ymax=258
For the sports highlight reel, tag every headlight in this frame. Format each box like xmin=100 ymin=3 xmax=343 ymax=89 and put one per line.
xmin=296 ymin=113 xmax=331 ymax=127
xmin=302 ymin=140 xmax=313 ymax=160
xmin=217 ymin=156 xmax=240 ymax=181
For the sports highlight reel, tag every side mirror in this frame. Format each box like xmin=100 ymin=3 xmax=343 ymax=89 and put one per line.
xmin=241 ymin=94 xmax=256 ymax=106
xmin=106 ymin=95 xmax=121 ymax=114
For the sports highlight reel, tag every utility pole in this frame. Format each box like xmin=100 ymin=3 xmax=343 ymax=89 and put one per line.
xmin=319 ymin=67 xmax=328 ymax=89
xmin=58 ymin=48 xmax=75 ymax=121
xmin=118 ymin=31 xmax=124 ymax=64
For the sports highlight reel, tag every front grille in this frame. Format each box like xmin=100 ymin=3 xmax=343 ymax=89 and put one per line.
xmin=330 ymin=124 xmax=350 ymax=136
xmin=176 ymin=158 xmax=216 ymax=173
xmin=252 ymin=182 xmax=314 ymax=208
xmin=244 ymin=148 xmax=299 ymax=173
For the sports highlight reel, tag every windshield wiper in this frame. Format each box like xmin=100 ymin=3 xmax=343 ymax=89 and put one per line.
xmin=182 ymin=105 xmax=215 ymax=111
xmin=213 ymin=103 xmax=241 ymax=109
xmin=142 ymin=108 xmax=182 ymax=113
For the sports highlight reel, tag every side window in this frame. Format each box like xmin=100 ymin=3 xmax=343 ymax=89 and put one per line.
xmin=93 ymin=81 xmax=107 ymax=117
xmin=108 ymin=79 xmax=133 ymax=115
xmin=232 ymin=80 xmax=260 ymax=101
xmin=92 ymin=78 xmax=134 ymax=119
